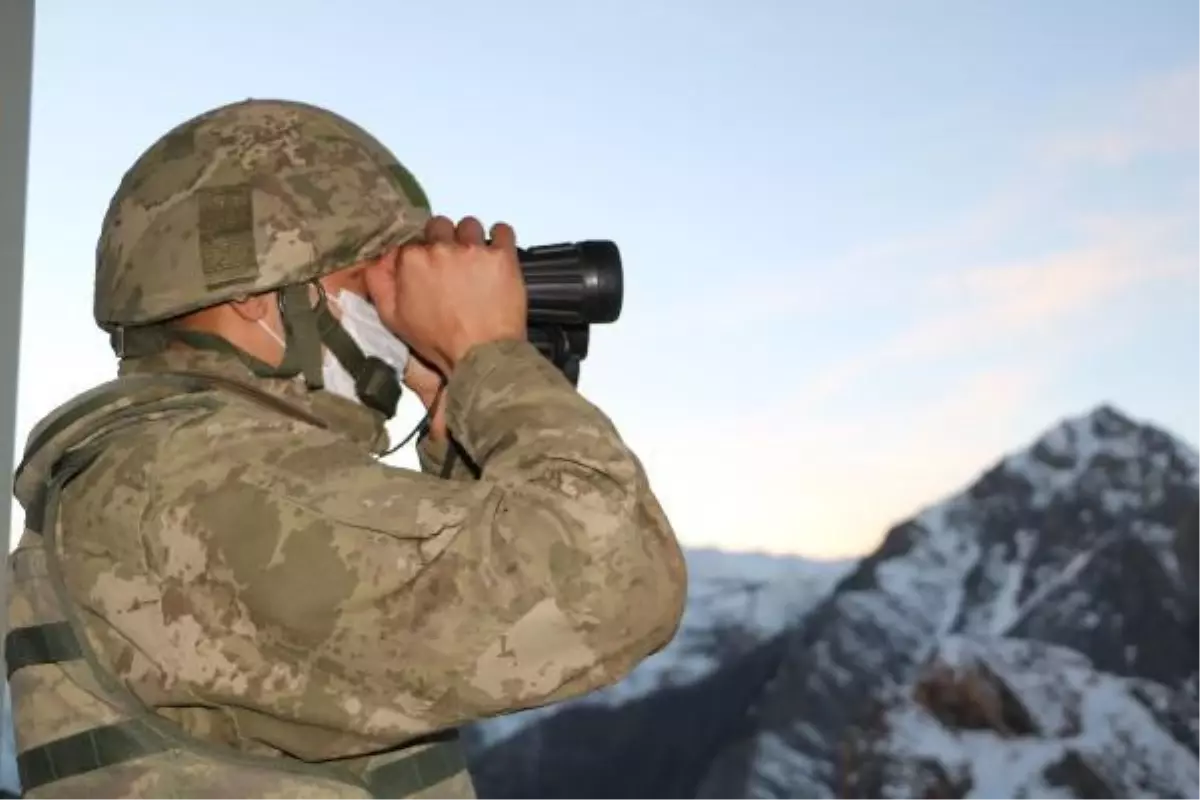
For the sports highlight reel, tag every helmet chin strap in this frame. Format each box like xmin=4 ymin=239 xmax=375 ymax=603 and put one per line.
xmin=107 ymin=283 xmax=330 ymax=390
xmin=111 ymin=283 xmax=405 ymax=421
xmin=267 ymin=283 xmax=326 ymax=389
xmin=292 ymin=284 xmax=403 ymax=419
xmin=298 ymin=285 xmax=438 ymax=456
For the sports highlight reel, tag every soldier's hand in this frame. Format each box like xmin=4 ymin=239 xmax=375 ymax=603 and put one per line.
xmin=364 ymin=215 xmax=527 ymax=377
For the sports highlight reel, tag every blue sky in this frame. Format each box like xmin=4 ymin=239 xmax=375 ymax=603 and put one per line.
xmin=10 ymin=0 xmax=1198 ymax=559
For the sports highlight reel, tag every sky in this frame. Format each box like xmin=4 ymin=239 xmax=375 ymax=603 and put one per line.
xmin=6 ymin=0 xmax=1198 ymax=561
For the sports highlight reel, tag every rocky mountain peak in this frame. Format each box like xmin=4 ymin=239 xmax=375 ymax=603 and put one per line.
xmin=454 ymin=405 xmax=1198 ymax=799
xmin=842 ymin=405 xmax=1197 ymax=612
xmin=697 ymin=406 xmax=1199 ymax=798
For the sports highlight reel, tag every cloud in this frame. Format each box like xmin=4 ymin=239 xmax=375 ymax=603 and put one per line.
xmin=678 ymin=63 xmax=1199 ymax=343
xmin=1037 ymin=64 xmax=1199 ymax=168
xmin=918 ymin=225 xmax=1189 ymax=347
xmin=780 ymin=59 xmax=1200 ymax=405
xmin=650 ymin=177 xmax=1063 ymax=339
xmin=633 ymin=96 xmax=1114 ymax=344
xmin=655 ymin=63 xmax=1198 ymax=342
xmin=787 ymin=208 xmax=1193 ymax=407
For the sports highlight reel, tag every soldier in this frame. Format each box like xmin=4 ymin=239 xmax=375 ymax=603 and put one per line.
xmin=5 ymin=98 xmax=687 ymax=798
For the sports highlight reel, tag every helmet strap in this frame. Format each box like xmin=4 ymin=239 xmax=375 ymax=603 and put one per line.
xmin=310 ymin=287 xmax=402 ymax=419
xmin=109 ymin=283 xmax=402 ymax=419
xmin=259 ymin=283 xmax=325 ymax=388
xmin=109 ymin=284 xmax=319 ymax=386
xmin=111 ymin=323 xmax=277 ymax=377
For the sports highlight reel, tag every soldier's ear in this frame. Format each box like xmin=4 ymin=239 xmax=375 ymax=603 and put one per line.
xmin=228 ymin=292 xmax=274 ymax=323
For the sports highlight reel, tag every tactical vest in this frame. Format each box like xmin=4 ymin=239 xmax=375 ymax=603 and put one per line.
xmin=5 ymin=371 xmax=475 ymax=798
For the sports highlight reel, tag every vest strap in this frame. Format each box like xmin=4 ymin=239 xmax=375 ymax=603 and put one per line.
xmin=363 ymin=739 xmax=468 ymax=798
xmin=5 ymin=622 xmax=81 ymax=679
xmin=18 ymin=720 xmax=170 ymax=793
xmin=22 ymin=446 xmax=100 ymax=538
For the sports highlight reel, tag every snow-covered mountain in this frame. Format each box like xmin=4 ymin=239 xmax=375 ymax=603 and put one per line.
xmin=467 ymin=404 xmax=1200 ymax=799
xmin=840 ymin=636 xmax=1199 ymax=798
xmin=700 ymin=404 xmax=1199 ymax=798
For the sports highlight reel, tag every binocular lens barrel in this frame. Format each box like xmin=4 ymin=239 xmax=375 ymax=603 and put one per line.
xmin=519 ymin=240 xmax=623 ymax=326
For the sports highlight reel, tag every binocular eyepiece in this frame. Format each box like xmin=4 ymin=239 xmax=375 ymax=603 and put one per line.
xmin=519 ymin=240 xmax=623 ymax=386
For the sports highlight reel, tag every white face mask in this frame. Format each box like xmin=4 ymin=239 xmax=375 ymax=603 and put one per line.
xmin=324 ymin=289 xmax=410 ymax=404
xmin=256 ymin=290 xmax=410 ymax=406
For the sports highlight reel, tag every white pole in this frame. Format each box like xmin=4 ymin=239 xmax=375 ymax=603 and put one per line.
xmin=1 ymin=0 xmax=36 ymax=550
xmin=0 ymin=0 xmax=35 ymax=550
xmin=0 ymin=0 xmax=35 ymax=794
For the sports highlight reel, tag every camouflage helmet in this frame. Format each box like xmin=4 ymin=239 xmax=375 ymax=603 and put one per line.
xmin=94 ymin=97 xmax=432 ymax=330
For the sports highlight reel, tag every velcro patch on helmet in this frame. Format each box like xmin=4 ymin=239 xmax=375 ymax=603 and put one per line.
xmin=198 ymin=184 xmax=259 ymax=290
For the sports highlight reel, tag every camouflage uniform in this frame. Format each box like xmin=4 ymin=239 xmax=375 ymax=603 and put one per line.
xmin=5 ymin=99 xmax=687 ymax=798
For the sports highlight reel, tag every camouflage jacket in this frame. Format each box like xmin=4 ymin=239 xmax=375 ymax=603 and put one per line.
xmin=7 ymin=339 xmax=687 ymax=796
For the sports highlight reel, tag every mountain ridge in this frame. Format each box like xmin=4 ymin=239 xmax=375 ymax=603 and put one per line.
xmin=467 ymin=402 xmax=1199 ymax=799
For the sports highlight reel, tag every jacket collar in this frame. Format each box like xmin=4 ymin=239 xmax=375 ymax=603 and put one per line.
xmin=117 ymin=345 xmax=390 ymax=453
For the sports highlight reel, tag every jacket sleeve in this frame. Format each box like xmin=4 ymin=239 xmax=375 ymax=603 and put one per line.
xmin=74 ymin=339 xmax=687 ymax=759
